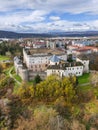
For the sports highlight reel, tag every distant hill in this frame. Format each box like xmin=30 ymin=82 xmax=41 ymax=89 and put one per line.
xmin=0 ymin=30 xmax=52 ymax=38
xmin=0 ymin=30 xmax=98 ymax=38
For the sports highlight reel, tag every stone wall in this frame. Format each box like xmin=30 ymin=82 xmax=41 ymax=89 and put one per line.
xmin=28 ymin=71 xmax=47 ymax=80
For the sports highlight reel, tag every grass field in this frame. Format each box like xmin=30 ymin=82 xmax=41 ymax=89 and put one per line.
xmin=0 ymin=55 xmax=10 ymax=61
xmin=78 ymin=73 xmax=90 ymax=85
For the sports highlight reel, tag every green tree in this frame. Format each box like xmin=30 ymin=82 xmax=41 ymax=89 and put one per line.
xmin=34 ymin=75 xmax=42 ymax=84
xmin=67 ymin=54 xmax=73 ymax=62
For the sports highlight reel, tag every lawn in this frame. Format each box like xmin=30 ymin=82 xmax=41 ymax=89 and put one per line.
xmin=10 ymin=67 xmax=22 ymax=83
xmin=78 ymin=73 xmax=90 ymax=85
xmin=14 ymin=74 xmax=22 ymax=82
xmin=0 ymin=55 xmax=10 ymax=61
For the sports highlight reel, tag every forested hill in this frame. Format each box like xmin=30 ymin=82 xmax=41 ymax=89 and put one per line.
xmin=0 ymin=30 xmax=98 ymax=38
xmin=0 ymin=30 xmax=52 ymax=38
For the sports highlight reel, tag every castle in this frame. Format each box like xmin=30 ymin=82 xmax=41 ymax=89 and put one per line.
xmin=14 ymin=48 xmax=89 ymax=81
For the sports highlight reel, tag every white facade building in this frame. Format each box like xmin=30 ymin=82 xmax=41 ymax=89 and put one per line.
xmin=76 ymin=58 xmax=89 ymax=73
xmin=47 ymin=57 xmax=84 ymax=77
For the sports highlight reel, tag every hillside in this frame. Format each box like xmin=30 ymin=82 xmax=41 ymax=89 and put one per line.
xmin=0 ymin=30 xmax=98 ymax=38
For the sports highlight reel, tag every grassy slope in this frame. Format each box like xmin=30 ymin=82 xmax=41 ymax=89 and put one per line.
xmin=78 ymin=85 xmax=92 ymax=93
xmin=0 ymin=55 xmax=10 ymax=61
xmin=78 ymin=73 xmax=90 ymax=85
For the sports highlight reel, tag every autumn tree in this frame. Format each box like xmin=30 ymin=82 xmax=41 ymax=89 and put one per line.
xmin=35 ymin=75 xmax=61 ymax=101
xmin=61 ymin=77 xmax=76 ymax=104
xmin=35 ymin=75 xmax=77 ymax=104
xmin=90 ymin=73 xmax=98 ymax=87
xmin=0 ymin=64 xmax=3 ymax=73
xmin=15 ymin=106 xmax=63 ymax=130
xmin=17 ymin=83 xmax=34 ymax=103
xmin=0 ymin=76 xmax=14 ymax=90
xmin=17 ymin=75 xmax=77 ymax=105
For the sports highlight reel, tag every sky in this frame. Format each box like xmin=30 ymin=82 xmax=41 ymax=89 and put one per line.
xmin=0 ymin=0 xmax=98 ymax=33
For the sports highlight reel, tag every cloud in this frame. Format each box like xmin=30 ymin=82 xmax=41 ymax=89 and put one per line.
xmin=0 ymin=10 xmax=47 ymax=25
xmin=0 ymin=0 xmax=98 ymax=32
xmin=7 ymin=20 xmax=98 ymax=33
xmin=49 ymin=16 xmax=60 ymax=21
xmin=0 ymin=0 xmax=98 ymax=14
xmin=0 ymin=17 xmax=98 ymax=33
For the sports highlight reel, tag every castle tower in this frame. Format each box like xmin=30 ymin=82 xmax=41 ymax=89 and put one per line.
xmin=49 ymin=55 xmax=60 ymax=65
xmin=21 ymin=69 xmax=29 ymax=81
xmin=76 ymin=58 xmax=89 ymax=73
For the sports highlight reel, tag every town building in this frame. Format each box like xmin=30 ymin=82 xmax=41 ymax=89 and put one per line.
xmin=67 ymin=45 xmax=98 ymax=56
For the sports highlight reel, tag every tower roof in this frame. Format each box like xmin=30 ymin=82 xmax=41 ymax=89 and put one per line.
xmin=50 ymin=55 xmax=60 ymax=63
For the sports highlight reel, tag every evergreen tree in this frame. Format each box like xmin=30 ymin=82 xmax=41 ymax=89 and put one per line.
xmin=34 ymin=75 xmax=42 ymax=84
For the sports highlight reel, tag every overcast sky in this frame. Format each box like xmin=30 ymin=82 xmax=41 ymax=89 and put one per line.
xmin=0 ymin=0 xmax=98 ymax=33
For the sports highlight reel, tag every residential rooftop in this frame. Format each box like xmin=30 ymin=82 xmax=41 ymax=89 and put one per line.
xmin=25 ymin=48 xmax=66 ymax=56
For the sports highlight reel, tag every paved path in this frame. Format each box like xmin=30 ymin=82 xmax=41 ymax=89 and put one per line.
xmin=78 ymin=81 xmax=98 ymax=87
xmin=78 ymin=82 xmax=90 ymax=87
xmin=8 ymin=67 xmax=21 ymax=85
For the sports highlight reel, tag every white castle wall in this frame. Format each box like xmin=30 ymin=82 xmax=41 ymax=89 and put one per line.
xmin=76 ymin=58 xmax=89 ymax=73
xmin=47 ymin=65 xmax=83 ymax=77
